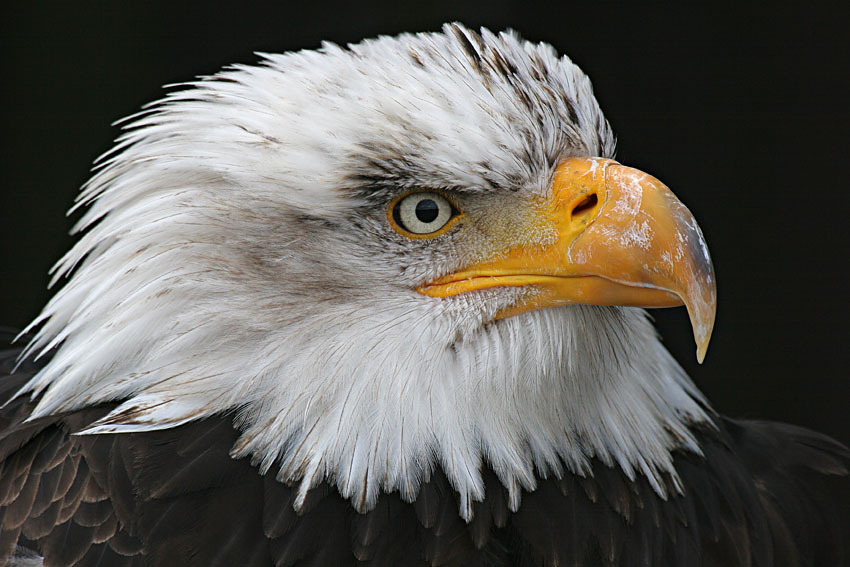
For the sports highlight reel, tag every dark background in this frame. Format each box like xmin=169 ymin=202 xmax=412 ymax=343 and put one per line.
xmin=1 ymin=2 xmax=847 ymax=442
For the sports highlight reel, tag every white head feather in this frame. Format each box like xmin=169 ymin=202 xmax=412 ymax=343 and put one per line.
xmin=17 ymin=24 xmax=711 ymax=519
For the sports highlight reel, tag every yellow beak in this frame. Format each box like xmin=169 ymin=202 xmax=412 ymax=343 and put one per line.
xmin=418 ymin=157 xmax=717 ymax=362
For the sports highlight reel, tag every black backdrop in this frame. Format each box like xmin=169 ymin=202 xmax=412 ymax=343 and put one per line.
xmin=2 ymin=2 xmax=848 ymax=443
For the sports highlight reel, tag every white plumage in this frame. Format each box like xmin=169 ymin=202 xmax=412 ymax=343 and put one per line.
xmin=17 ymin=24 xmax=710 ymax=519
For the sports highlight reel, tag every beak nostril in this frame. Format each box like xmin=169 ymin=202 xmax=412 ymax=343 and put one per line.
xmin=571 ymin=193 xmax=598 ymax=219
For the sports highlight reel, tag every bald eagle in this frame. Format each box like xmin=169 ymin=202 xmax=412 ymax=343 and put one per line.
xmin=1 ymin=24 xmax=847 ymax=567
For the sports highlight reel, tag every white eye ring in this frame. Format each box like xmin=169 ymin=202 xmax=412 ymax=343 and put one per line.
xmin=391 ymin=192 xmax=457 ymax=236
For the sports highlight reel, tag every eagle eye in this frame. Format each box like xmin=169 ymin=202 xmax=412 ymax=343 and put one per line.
xmin=389 ymin=192 xmax=461 ymax=238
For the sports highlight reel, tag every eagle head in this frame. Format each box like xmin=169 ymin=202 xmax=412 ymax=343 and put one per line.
xmin=20 ymin=24 xmax=716 ymax=518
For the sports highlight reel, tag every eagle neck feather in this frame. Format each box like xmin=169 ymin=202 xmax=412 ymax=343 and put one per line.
xmin=22 ymin=290 xmax=711 ymax=520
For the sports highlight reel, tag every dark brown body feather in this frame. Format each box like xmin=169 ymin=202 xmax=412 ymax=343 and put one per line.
xmin=1 ymin=330 xmax=848 ymax=567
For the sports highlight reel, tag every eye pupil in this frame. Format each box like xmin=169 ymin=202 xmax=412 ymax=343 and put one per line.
xmin=415 ymin=199 xmax=439 ymax=223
